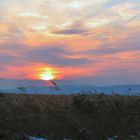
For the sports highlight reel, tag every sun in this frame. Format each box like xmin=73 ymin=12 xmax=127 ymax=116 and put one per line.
xmin=40 ymin=72 xmax=54 ymax=80
xmin=38 ymin=68 xmax=58 ymax=81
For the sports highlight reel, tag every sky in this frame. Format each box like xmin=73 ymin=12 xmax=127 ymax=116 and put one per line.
xmin=0 ymin=0 xmax=140 ymax=86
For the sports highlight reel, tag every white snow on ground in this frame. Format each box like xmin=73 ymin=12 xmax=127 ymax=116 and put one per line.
xmin=29 ymin=136 xmax=47 ymax=140
xmin=29 ymin=136 xmax=70 ymax=140
xmin=107 ymin=138 xmax=115 ymax=140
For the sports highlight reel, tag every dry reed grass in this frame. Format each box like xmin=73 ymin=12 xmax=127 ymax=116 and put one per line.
xmin=0 ymin=93 xmax=140 ymax=140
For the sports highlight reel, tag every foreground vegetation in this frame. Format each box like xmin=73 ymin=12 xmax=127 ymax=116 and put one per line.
xmin=0 ymin=93 xmax=140 ymax=140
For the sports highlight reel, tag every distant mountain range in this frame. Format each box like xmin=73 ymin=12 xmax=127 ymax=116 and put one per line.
xmin=1 ymin=85 xmax=140 ymax=95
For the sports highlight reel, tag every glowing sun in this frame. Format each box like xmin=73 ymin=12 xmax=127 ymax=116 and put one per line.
xmin=40 ymin=72 xmax=54 ymax=80
xmin=38 ymin=68 xmax=58 ymax=80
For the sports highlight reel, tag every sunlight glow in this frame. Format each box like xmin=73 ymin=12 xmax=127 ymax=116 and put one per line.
xmin=40 ymin=72 xmax=54 ymax=80
xmin=38 ymin=68 xmax=59 ymax=80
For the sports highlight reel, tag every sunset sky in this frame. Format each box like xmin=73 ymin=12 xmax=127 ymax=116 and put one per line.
xmin=0 ymin=0 xmax=140 ymax=86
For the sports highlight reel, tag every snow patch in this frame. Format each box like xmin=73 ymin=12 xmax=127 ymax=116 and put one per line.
xmin=29 ymin=136 xmax=47 ymax=140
